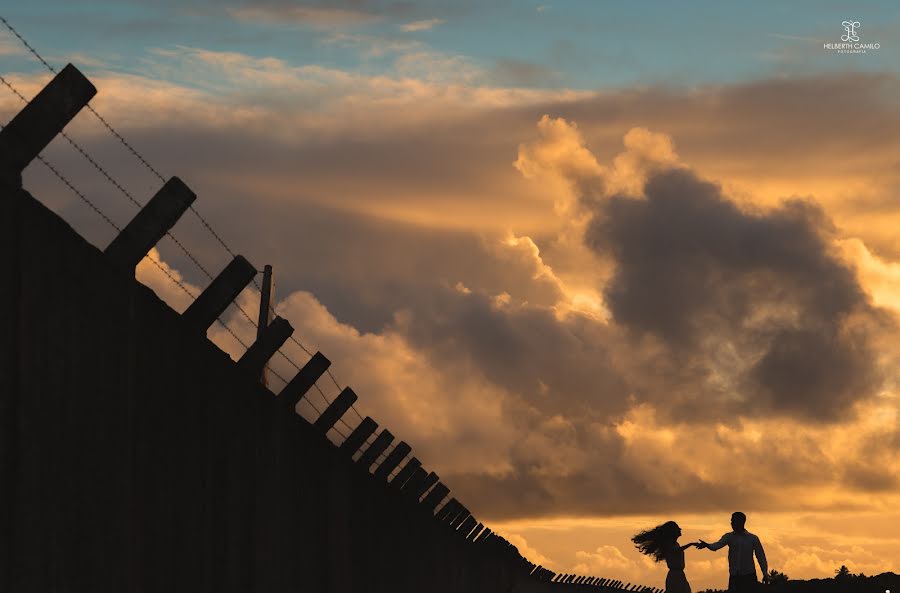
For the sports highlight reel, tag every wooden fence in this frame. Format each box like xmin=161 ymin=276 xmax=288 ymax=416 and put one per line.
xmin=0 ymin=62 xmax=659 ymax=593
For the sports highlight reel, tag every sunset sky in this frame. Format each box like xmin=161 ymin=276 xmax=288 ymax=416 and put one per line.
xmin=3 ymin=1 xmax=900 ymax=590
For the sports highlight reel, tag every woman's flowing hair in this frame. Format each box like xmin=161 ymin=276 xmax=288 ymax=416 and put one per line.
xmin=632 ymin=521 xmax=679 ymax=562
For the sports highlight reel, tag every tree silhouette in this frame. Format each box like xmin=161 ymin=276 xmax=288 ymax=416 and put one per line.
xmin=834 ymin=565 xmax=851 ymax=580
xmin=767 ymin=569 xmax=789 ymax=584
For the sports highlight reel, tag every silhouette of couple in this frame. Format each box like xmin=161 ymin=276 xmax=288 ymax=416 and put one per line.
xmin=632 ymin=512 xmax=768 ymax=593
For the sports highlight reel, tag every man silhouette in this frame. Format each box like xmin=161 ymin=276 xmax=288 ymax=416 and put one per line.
xmin=698 ymin=512 xmax=768 ymax=592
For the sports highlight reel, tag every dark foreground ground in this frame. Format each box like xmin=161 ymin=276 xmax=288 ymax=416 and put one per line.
xmin=699 ymin=572 xmax=899 ymax=593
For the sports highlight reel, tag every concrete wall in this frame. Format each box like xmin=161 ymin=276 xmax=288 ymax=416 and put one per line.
xmin=0 ymin=186 xmax=539 ymax=593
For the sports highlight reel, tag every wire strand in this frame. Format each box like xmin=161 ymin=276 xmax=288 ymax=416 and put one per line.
xmin=0 ymin=16 xmax=56 ymax=73
xmin=1 ymin=15 xmax=365 ymax=433
xmin=26 ymin=148 xmax=260 ymax=356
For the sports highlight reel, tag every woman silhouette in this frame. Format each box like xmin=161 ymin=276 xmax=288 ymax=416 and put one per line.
xmin=632 ymin=521 xmax=698 ymax=593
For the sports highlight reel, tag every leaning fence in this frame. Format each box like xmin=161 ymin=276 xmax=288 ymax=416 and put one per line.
xmin=1 ymin=20 xmax=661 ymax=592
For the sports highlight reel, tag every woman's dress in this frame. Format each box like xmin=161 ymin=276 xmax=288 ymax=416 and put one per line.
xmin=664 ymin=546 xmax=692 ymax=593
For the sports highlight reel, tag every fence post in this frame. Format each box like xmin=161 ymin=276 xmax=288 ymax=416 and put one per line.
xmin=389 ymin=457 xmax=421 ymax=489
xmin=278 ymin=352 xmax=330 ymax=408
xmin=339 ymin=416 xmax=377 ymax=455
xmin=448 ymin=505 xmax=469 ymax=529
xmin=457 ymin=515 xmax=477 ymax=538
xmin=104 ymin=176 xmax=196 ymax=272
xmin=256 ymin=264 xmax=274 ymax=385
xmin=399 ymin=467 xmax=428 ymax=496
xmin=420 ymin=482 xmax=449 ymax=513
xmin=182 ymin=255 xmax=257 ymax=332
xmin=372 ymin=441 xmax=410 ymax=480
xmin=407 ymin=470 xmax=438 ymax=500
xmin=314 ymin=387 xmax=357 ymax=432
xmin=357 ymin=429 xmax=393 ymax=471
xmin=236 ymin=316 xmax=293 ymax=377
xmin=0 ymin=64 xmax=96 ymax=186
xmin=435 ymin=497 xmax=461 ymax=522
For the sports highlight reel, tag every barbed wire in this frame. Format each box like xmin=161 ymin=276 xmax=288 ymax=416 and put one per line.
xmin=1 ymin=14 xmax=365 ymax=442
xmin=1 ymin=73 xmax=262 ymax=367
xmin=18 ymin=138 xmax=357 ymax=435
xmin=0 ymin=16 xmax=247 ymax=272
xmin=1 ymin=19 xmax=285 ymax=330
xmin=0 ymin=17 xmax=546 ymax=574
xmin=0 ymin=73 xmax=220 ymax=284
xmin=0 ymin=126 xmax=333 ymax=433
xmin=3 ymin=125 xmax=259 ymax=362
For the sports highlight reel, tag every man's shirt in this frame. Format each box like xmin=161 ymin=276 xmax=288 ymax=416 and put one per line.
xmin=707 ymin=530 xmax=767 ymax=576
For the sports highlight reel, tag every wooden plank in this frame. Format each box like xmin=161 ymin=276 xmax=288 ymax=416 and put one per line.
xmin=357 ymin=429 xmax=393 ymax=471
xmin=466 ymin=522 xmax=483 ymax=541
xmin=277 ymin=352 xmax=330 ymax=408
xmin=0 ymin=64 xmax=96 ymax=181
xmin=313 ymin=387 xmax=357 ymax=432
xmin=236 ymin=316 xmax=293 ymax=377
xmin=389 ymin=457 xmax=421 ymax=489
xmin=182 ymin=255 xmax=256 ymax=332
xmin=338 ymin=416 xmax=377 ymax=456
xmin=420 ymin=482 xmax=448 ymax=513
xmin=372 ymin=441 xmax=410 ymax=481
xmin=104 ymin=176 xmax=196 ymax=271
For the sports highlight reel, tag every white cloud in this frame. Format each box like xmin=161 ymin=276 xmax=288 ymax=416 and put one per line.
xmin=259 ymin=290 xmax=523 ymax=477
xmin=136 ymin=247 xmax=202 ymax=314
xmin=400 ymin=18 xmax=446 ymax=32
xmin=227 ymin=6 xmax=381 ymax=28
xmin=498 ymin=532 xmax=557 ymax=568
